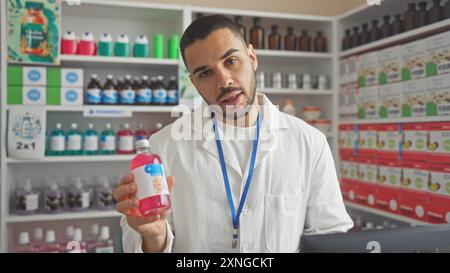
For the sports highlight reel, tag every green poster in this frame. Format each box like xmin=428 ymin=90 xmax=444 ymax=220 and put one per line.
xmin=7 ymin=0 xmax=60 ymax=65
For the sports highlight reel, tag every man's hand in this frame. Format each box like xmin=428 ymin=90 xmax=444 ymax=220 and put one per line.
xmin=113 ymin=173 xmax=175 ymax=252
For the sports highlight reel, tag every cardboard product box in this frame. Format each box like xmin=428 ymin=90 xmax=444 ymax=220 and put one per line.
xmin=340 ymin=179 xmax=359 ymax=203
xmin=47 ymin=68 xmax=84 ymax=87
xmin=357 ymin=85 xmax=378 ymax=119
xmin=8 ymin=86 xmax=47 ymax=105
xmin=378 ymin=82 xmax=402 ymax=119
xmin=400 ymin=161 xmax=429 ymax=221
xmin=61 ymin=87 xmax=83 ymax=106
xmin=339 ymin=59 xmax=348 ymax=85
xmin=355 ymin=157 xmax=378 ymax=207
xmin=427 ymin=122 xmax=450 ymax=164
xmin=376 ymin=124 xmax=401 ymax=160
xmin=402 ymin=123 xmax=428 ymax=162
xmin=339 ymin=83 xmax=358 ymax=120
xmin=401 ymin=39 xmax=428 ymax=81
xmin=426 ymin=164 xmax=450 ymax=224
xmin=426 ymin=74 xmax=450 ymax=116
xmin=339 ymin=157 xmax=359 ymax=203
xmin=401 ymin=79 xmax=428 ymax=117
xmin=339 ymin=124 xmax=356 ymax=157
xmin=357 ymin=124 xmax=378 ymax=157
xmin=347 ymin=56 xmax=359 ymax=84
xmin=357 ymin=52 xmax=378 ymax=88
xmin=426 ymin=31 xmax=450 ymax=77
xmin=7 ymin=66 xmax=47 ymax=86
xmin=378 ymin=46 xmax=402 ymax=85
xmin=376 ymin=159 xmax=402 ymax=214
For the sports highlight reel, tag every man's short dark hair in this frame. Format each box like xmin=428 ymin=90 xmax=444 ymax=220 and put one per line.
xmin=180 ymin=14 xmax=245 ymax=69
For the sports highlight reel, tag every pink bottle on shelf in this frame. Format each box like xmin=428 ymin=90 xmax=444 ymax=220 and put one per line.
xmin=130 ymin=139 xmax=171 ymax=216
xmin=77 ymin=32 xmax=96 ymax=55
xmin=61 ymin=31 xmax=77 ymax=55
xmin=135 ymin=123 xmax=148 ymax=141
xmin=117 ymin=123 xmax=135 ymax=154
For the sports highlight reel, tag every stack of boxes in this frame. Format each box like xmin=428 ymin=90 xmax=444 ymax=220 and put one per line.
xmin=7 ymin=66 xmax=83 ymax=106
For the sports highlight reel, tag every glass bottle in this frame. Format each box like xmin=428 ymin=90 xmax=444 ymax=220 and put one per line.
xmin=284 ymin=27 xmax=297 ymax=51
xmin=234 ymin=16 xmax=247 ymax=43
xmin=268 ymin=25 xmax=281 ymax=50
xmin=392 ymin=14 xmax=403 ymax=35
xmin=380 ymin=15 xmax=392 ymax=38
xmin=250 ymin=17 xmax=265 ymax=49
xmin=314 ymin=31 xmax=327 ymax=52
xmin=360 ymin=23 xmax=370 ymax=45
xmin=417 ymin=1 xmax=429 ymax=27
xmin=298 ymin=30 xmax=311 ymax=51
xmin=369 ymin=20 xmax=380 ymax=42
xmin=428 ymin=0 xmax=443 ymax=24
xmin=351 ymin=26 xmax=361 ymax=48
xmin=404 ymin=3 xmax=417 ymax=31
xmin=342 ymin=29 xmax=351 ymax=50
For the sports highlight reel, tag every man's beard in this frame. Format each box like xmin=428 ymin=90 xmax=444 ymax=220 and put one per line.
xmin=200 ymin=70 xmax=257 ymax=121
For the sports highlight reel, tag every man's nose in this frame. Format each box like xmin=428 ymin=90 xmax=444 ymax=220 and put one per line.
xmin=216 ymin=69 xmax=233 ymax=89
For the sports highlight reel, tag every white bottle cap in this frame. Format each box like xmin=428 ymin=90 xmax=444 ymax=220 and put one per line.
xmin=91 ymin=74 xmax=98 ymax=79
xmin=107 ymin=74 xmax=114 ymax=79
xmin=135 ymin=34 xmax=149 ymax=44
xmin=73 ymin=228 xmax=83 ymax=242
xmin=34 ymin=228 xmax=44 ymax=241
xmin=117 ymin=34 xmax=129 ymax=43
xmin=125 ymin=75 xmax=131 ymax=80
xmin=99 ymin=176 xmax=110 ymax=188
xmin=157 ymin=75 xmax=164 ymax=81
xmin=100 ymin=226 xmax=110 ymax=240
xmin=156 ymin=123 xmax=163 ymax=129
xmin=63 ymin=31 xmax=76 ymax=40
xmin=123 ymin=123 xmax=130 ymax=129
xmin=55 ymin=123 xmax=62 ymax=129
xmin=19 ymin=232 xmax=30 ymax=245
xmin=81 ymin=32 xmax=95 ymax=41
xmin=45 ymin=230 xmax=56 ymax=243
xmin=135 ymin=139 xmax=150 ymax=150
xmin=71 ymin=123 xmax=78 ymax=130
xmin=170 ymin=76 xmax=176 ymax=81
xmin=75 ymin=177 xmax=83 ymax=189
xmin=88 ymin=123 xmax=94 ymax=130
xmin=50 ymin=183 xmax=59 ymax=191
xmin=91 ymin=224 xmax=100 ymax=237
xmin=66 ymin=225 xmax=75 ymax=239
xmin=100 ymin=33 xmax=112 ymax=42
xmin=141 ymin=75 xmax=148 ymax=80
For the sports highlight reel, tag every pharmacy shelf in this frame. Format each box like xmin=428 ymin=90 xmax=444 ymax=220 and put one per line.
xmin=339 ymin=116 xmax=450 ymax=125
xmin=339 ymin=18 xmax=450 ymax=58
xmin=6 ymin=155 xmax=134 ymax=164
xmin=344 ymin=201 xmax=429 ymax=226
xmin=256 ymin=49 xmax=333 ymax=59
xmin=6 ymin=105 xmax=181 ymax=114
xmin=260 ymin=88 xmax=333 ymax=95
xmin=6 ymin=210 xmax=121 ymax=223
xmin=60 ymin=54 xmax=179 ymax=69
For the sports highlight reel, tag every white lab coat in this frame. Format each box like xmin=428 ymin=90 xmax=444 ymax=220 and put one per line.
xmin=121 ymin=93 xmax=354 ymax=253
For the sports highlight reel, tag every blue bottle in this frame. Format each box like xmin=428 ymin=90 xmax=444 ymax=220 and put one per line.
xmin=66 ymin=123 xmax=83 ymax=156
xmin=49 ymin=123 xmax=65 ymax=156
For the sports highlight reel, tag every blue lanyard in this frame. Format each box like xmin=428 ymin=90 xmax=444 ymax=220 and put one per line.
xmin=212 ymin=111 xmax=261 ymax=249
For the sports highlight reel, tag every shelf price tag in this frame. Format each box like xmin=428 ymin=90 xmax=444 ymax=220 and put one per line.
xmin=83 ymin=107 xmax=132 ymax=118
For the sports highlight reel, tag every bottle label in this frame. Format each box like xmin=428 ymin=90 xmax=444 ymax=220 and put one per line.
xmin=167 ymin=89 xmax=178 ymax=104
xmin=119 ymin=136 xmax=134 ymax=151
xmin=136 ymin=88 xmax=152 ymax=103
xmin=152 ymin=88 xmax=167 ymax=103
xmin=83 ymin=135 xmax=99 ymax=151
xmin=50 ymin=136 xmax=65 ymax=152
xmin=21 ymin=22 xmax=46 ymax=53
xmin=120 ymin=89 xmax=135 ymax=104
xmin=86 ymin=88 xmax=102 ymax=104
xmin=100 ymin=135 xmax=116 ymax=151
xmin=133 ymin=163 xmax=169 ymax=200
xmin=102 ymin=90 xmax=118 ymax=104
xmin=95 ymin=245 xmax=114 ymax=253
xmin=82 ymin=192 xmax=90 ymax=208
xmin=67 ymin=135 xmax=82 ymax=150
xmin=26 ymin=194 xmax=39 ymax=211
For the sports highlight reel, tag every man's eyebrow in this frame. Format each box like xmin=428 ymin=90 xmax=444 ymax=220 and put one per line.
xmin=192 ymin=48 xmax=239 ymax=76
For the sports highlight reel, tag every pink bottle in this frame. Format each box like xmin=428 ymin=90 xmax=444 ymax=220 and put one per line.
xmin=117 ymin=123 xmax=134 ymax=154
xmin=77 ymin=32 xmax=97 ymax=55
xmin=130 ymin=139 xmax=171 ymax=216
xmin=135 ymin=123 xmax=147 ymax=141
xmin=61 ymin=31 xmax=77 ymax=55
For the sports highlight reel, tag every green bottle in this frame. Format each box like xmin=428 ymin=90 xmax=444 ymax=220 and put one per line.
xmin=168 ymin=34 xmax=180 ymax=59
xmin=66 ymin=123 xmax=83 ymax=156
xmin=133 ymin=35 xmax=149 ymax=58
xmin=49 ymin=123 xmax=65 ymax=156
xmin=98 ymin=33 xmax=113 ymax=56
xmin=100 ymin=123 xmax=116 ymax=155
xmin=153 ymin=34 xmax=164 ymax=59
xmin=83 ymin=123 xmax=99 ymax=155
xmin=115 ymin=34 xmax=130 ymax=57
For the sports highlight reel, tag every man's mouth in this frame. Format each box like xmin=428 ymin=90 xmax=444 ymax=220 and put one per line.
xmin=220 ymin=91 xmax=243 ymax=106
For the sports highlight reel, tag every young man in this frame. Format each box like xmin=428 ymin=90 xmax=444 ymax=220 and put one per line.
xmin=114 ymin=15 xmax=353 ymax=253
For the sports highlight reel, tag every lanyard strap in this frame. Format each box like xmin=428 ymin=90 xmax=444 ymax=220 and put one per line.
xmin=212 ymin=111 xmax=261 ymax=232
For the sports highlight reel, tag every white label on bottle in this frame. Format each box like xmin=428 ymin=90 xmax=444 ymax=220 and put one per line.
xmin=132 ymin=163 xmax=169 ymax=200
xmin=50 ymin=136 xmax=65 ymax=151
xmin=82 ymin=192 xmax=90 ymax=208
xmin=67 ymin=135 xmax=82 ymax=150
xmin=26 ymin=194 xmax=39 ymax=211
xmin=101 ymin=135 xmax=116 ymax=151
xmin=119 ymin=136 xmax=134 ymax=151
xmin=83 ymin=136 xmax=98 ymax=151
xmin=95 ymin=245 xmax=114 ymax=253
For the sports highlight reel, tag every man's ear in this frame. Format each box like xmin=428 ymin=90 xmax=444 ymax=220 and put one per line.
xmin=247 ymin=43 xmax=258 ymax=71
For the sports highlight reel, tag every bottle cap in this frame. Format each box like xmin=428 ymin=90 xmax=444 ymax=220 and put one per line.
xmin=19 ymin=232 xmax=30 ymax=245
xmin=34 ymin=228 xmax=44 ymax=241
xmin=105 ymin=123 xmax=112 ymax=130
xmin=24 ymin=179 xmax=33 ymax=192
xmin=66 ymin=225 xmax=75 ymax=239
xmin=63 ymin=31 xmax=76 ymax=40
xmin=55 ymin=123 xmax=62 ymax=129
xmin=107 ymin=74 xmax=114 ymax=79
xmin=135 ymin=35 xmax=149 ymax=44
xmin=88 ymin=123 xmax=94 ymax=130
xmin=71 ymin=123 xmax=78 ymax=129
xmin=91 ymin=224 xmax=100 ymax=237
xmin=156 ymin=123 xmax=163 ymax=129
xmin=81 ymin=32 xmax=95 ymax=41
xmin=135 ymin=139 xmax=150 ymax=150
xmin=73 ymin=228 xmax=83 ymax=242
xmin=45 ymin=230 xmax=56 ymax=243
xmin=123 ymin=123 xmax=130 ymax=129
xmin=117 ymin=34 xmax=129 ymax=43
xmin=100 ymin=33 xmax=112 ymax=42
xmin=100 ymin=226 xmax=110 ymax=240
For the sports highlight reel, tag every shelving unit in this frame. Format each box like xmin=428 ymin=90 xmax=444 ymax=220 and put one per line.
xmin=6 ymin=155 xmax=134 ymax=164
xmin=339 ymin=116 xmax=450 ymax=125
xmin=60 ymin=54 xmax=180 ymax=69
xmin=6 ymin=210 xmax=121 ymax=224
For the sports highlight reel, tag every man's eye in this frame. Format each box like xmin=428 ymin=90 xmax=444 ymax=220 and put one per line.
xmin=200 ymin=70 xmax=211 ymax=78
xmin=227 ymin=58 xmax=237 ymax=65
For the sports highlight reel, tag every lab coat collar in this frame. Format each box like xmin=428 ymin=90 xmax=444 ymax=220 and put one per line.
xmin=194 ymin=93 xmax=288 ymax=178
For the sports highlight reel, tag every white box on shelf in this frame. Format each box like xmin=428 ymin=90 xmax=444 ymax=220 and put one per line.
xmin=426 ymin=31 xmax=450 ymax=76
xmin=61 ymin=68 xmax=84 ymax=87
xmin=357 ymin=52 xmax=378 ymax=87
xmin=61 ymin=87 xmax=83 ymax=105
xmin=401 ymin=39 xmax=428 ymax=81
xmin=7 ymin=107 xmax=46 ymax=159
xmin=23 ymin=86 xmax=46 ymax=105
xmin=378 ymin=46 xmax=402 ymax=84
xmin=378 ymin=82 xmax=402 ymax=119
xmin=401 ymin=79 xmax=428 ymax=118
xmin=23 ymin=66 xmax=47 ymax=86
xmin=357 ymin=85 xmax=378 ymax=119
xmin=426 ymin=74 xmax=450 ymax=116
